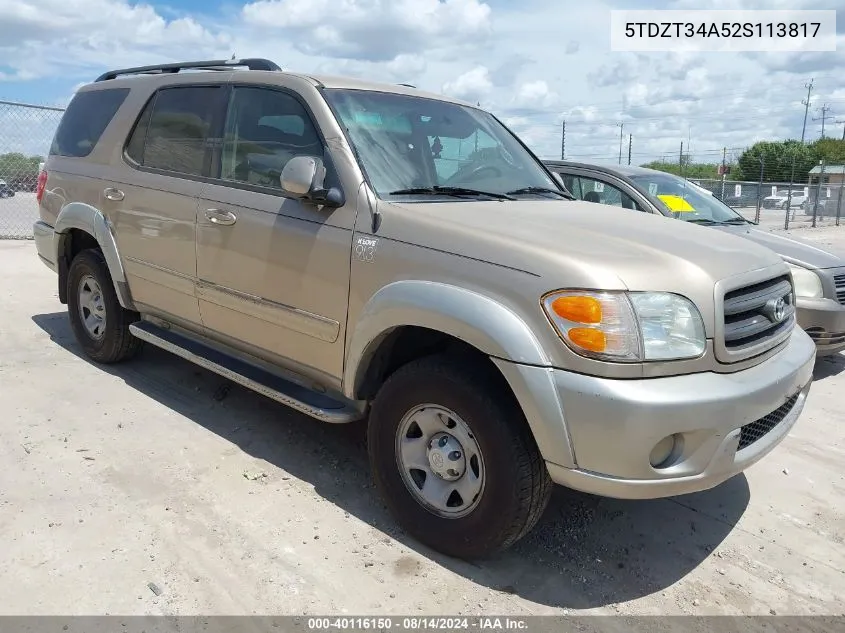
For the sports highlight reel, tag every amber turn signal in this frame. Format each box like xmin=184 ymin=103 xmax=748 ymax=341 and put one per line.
xmin=550 ymin=295 xmax=602 ymax=324
xmin=567 ymin=327 xmax=607 ymax=352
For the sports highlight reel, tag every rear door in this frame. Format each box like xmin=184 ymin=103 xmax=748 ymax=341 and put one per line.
xmin=107 ymin=84 xmax=228 ymax=329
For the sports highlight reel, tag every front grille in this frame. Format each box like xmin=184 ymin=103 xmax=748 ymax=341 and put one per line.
xmin=834 ymin=273 xmax=845 ymax=304
xmin=805 ymin=327 xmax=845 ymax=346
xmin=722 ymin=275 xmax=794 ymax=355
xmin=738 ymin=393 xmax=800 ymax=451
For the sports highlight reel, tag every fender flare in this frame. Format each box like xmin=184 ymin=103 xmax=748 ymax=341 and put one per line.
xmin=54 ymin=202 xmax=135 ymax=310
xmin=343 ymin=280 xmax=576 ymax=467
xmin=344 ymin=281 xmax=551 ymax=400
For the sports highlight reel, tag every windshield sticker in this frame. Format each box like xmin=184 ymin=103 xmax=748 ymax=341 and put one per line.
xmin=657 ymin=194 xmax=695 ymax=212
xmin=648 ymin=183 xmax=658 ymax=196
xmin=593 ymin=181 xmax=605 ymax=193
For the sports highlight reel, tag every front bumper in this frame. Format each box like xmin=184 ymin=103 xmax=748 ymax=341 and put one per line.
xmin=33 ymin=220 xmax=57 ymax=272
xmin=797 ymin=297 xmax=845 ymax=356
xmin=497 ymin=328 xmax=816 ymax=500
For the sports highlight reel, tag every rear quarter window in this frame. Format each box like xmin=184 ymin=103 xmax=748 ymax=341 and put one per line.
xmin=49 ymin=88 xmax=130 ymax=158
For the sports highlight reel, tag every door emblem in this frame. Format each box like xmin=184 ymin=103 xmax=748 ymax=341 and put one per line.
xmin=355 ymin=236 xmax=378 ymax=263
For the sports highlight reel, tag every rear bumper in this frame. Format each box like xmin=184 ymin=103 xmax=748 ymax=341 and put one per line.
xmin=498 ymin=328 xmax=816 ymax=500
xmin=33 ymin=221 xmax=57 ymax=272
xmin=797 ymin=297 xmax=845 ymax=356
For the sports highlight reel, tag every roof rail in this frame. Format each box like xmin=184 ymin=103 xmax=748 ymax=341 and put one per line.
xmin=397 ymin=83 xmax=417 ymax=88
xmin=94 ymin=58 xmax=281 ymax=82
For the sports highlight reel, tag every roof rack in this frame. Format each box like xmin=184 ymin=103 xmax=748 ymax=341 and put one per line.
xmin=397 ymin=83 xmax=417 ymax=88
xmin=94 ymin=58 xmax=281 ymax=82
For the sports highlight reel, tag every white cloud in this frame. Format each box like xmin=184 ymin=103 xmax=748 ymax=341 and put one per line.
xmin=241 ymin=0 xmax=492 ymax=61
xmin=442 ymin=66 xmax=493 ymax=103
xmin=0 ymin=0 xmax=842 ymax=166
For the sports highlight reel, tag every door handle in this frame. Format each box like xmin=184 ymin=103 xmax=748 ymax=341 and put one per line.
xmin=103 ymin=187 xmax=124 ymax=201
xmin=204 ymin=209 xmax=237 ymax=226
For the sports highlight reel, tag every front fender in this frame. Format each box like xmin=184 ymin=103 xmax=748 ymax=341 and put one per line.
xmin=343 ymin=281 xmax=578 ymax=468
xmin=54 ymin=202 xmax=135 ymax=310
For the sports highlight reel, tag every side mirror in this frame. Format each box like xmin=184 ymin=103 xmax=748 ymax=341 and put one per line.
xmin=280 ymin=156 xmax=345 ymax=208
xmin=551 ymin=172 xmax=565 ymax=188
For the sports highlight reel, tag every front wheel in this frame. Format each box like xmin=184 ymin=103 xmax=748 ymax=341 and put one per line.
xmin=368 ymin=354 xmax=551 ymax=559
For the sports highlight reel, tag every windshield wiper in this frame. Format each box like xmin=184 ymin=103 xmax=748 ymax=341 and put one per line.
xmin=389 ymin=186 xmax=515 ymax=200
xmin=506 ymin=186 xmax=574 ymax=200
xmin=719 ymin=217 xmax=751 ymax=225
xmin=682 ymin=218 xmax=721 ymax=225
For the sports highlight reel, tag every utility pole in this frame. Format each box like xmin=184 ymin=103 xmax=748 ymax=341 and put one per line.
xmin=617 ymin=122 xmax=624 ymax=164
xmin=837 ymin=120 xmax=845 ymax=141
xmin=627 ymin=134 xmax=632 ymax=165
xmin=813 ymin=104 xmax=834 ymax=138
xmin=679 ymin=141 xmax=684 ymax=176
xmin=800 ymin=78 xmax=814 ymax=143
xmin=812 ymin=159 xmax=826 ymax=228
xmin=720 ymin=146 xmax=727 ymax=200
xmin=561 ymin=120 xmax=566 ymax=160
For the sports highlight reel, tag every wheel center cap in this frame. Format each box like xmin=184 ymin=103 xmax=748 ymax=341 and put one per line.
xmin=427 ymin=432 xmax=466 ymax=481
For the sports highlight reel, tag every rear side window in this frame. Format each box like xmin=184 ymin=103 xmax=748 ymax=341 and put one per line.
xmin=50 ymin=88 xmax=129 ymax=157
xmin=125 ymin=86 xmax=222 ymax=176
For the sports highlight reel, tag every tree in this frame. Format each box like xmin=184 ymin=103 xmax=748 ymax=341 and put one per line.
xmin=734 ymin=140 xmax=814 ymax=182
xmin=640 ymin=160 xmax=720 ymax=179
xmin=0 ymin=152 xmax=43 ymax=182
xmin=808 ymin=138 xmax=845 ymax=166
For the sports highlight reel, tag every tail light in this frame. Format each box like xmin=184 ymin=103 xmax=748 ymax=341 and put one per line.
xmin=36 ymin=170 xmax=48 ymax=203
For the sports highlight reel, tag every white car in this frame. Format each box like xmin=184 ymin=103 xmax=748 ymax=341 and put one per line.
xmin=762 ymin=189 xmax=806 ymax=209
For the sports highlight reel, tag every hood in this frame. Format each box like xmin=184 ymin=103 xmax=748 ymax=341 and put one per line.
xmin=378 ymin=199 xmax=786 ymax=317
xmin=714 ymin=224 xmax=845 ymax=269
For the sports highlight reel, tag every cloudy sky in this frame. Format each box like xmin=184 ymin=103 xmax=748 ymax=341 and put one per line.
xmin=0 ymin=0 xmax=843 ymax=164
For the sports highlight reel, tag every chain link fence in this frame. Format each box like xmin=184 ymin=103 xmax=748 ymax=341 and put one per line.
xmin=0 ymin=100 xmax=64 ymax=239
xmin=638 ymin=151 xmax=845 ymax=231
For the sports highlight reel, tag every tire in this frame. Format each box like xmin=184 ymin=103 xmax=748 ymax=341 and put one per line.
xmin=367 ymin=353 xmax=552 ymax=559
xmin=67 ymin=248 xmax=143 ymax=363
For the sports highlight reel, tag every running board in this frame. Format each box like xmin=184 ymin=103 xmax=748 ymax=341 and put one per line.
xmin=129 ymin=321 xmax=363 ymax=423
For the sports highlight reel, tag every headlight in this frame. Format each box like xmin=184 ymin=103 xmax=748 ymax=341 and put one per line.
xmin=786 ymin=263 xmax=823 ymax=299
xmin=541 ymin=290 xmax=706 ymax=362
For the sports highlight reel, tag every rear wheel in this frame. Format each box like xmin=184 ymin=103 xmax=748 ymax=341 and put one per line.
xmin=368 ymin=354 xmax=551 ymax=559
xmin=67 ymin=249 xmax=143 ymax=363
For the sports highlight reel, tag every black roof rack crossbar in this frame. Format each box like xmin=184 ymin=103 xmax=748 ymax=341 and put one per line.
xmin=95 ymin=58 xmax=281 ymax=82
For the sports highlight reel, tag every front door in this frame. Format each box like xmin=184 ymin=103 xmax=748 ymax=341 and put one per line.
xmin=195 ymin=84 xmax=357 ymax=384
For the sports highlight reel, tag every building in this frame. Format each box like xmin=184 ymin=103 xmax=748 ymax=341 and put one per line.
xmin=808 ymin=164 xmax=845 ymax=186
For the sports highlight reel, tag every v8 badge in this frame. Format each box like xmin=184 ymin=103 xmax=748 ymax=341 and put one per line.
xmin=355 ymin=236 xmax=379 ymax=263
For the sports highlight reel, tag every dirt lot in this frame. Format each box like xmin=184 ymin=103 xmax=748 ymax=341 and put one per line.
xmin=1 ymin=236 xmax=844 ymax=617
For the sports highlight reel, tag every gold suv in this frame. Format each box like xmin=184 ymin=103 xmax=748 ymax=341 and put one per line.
xmin=34 ymin=58 xmax=816 ymax=558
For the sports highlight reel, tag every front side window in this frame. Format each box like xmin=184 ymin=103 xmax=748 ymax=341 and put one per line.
xmin=630 ymin=172 xmax=748 ymax=224
xmin=219 ymin=87 xmax=327 ymax=190
xmin=125 ymin=86 xmax=221 ymax=176
xmin=322 ymin=89 xmax=559 ymax=200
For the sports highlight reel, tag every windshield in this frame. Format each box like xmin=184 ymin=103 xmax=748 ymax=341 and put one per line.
xmin=629 ymin=172 xmax=747 ymax=223
xmin=322 ymin=89 xmax=559 ymax=200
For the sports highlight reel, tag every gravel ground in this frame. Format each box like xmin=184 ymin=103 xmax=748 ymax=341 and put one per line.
xmin=0 ymin=238 xmax=844 ymax=618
